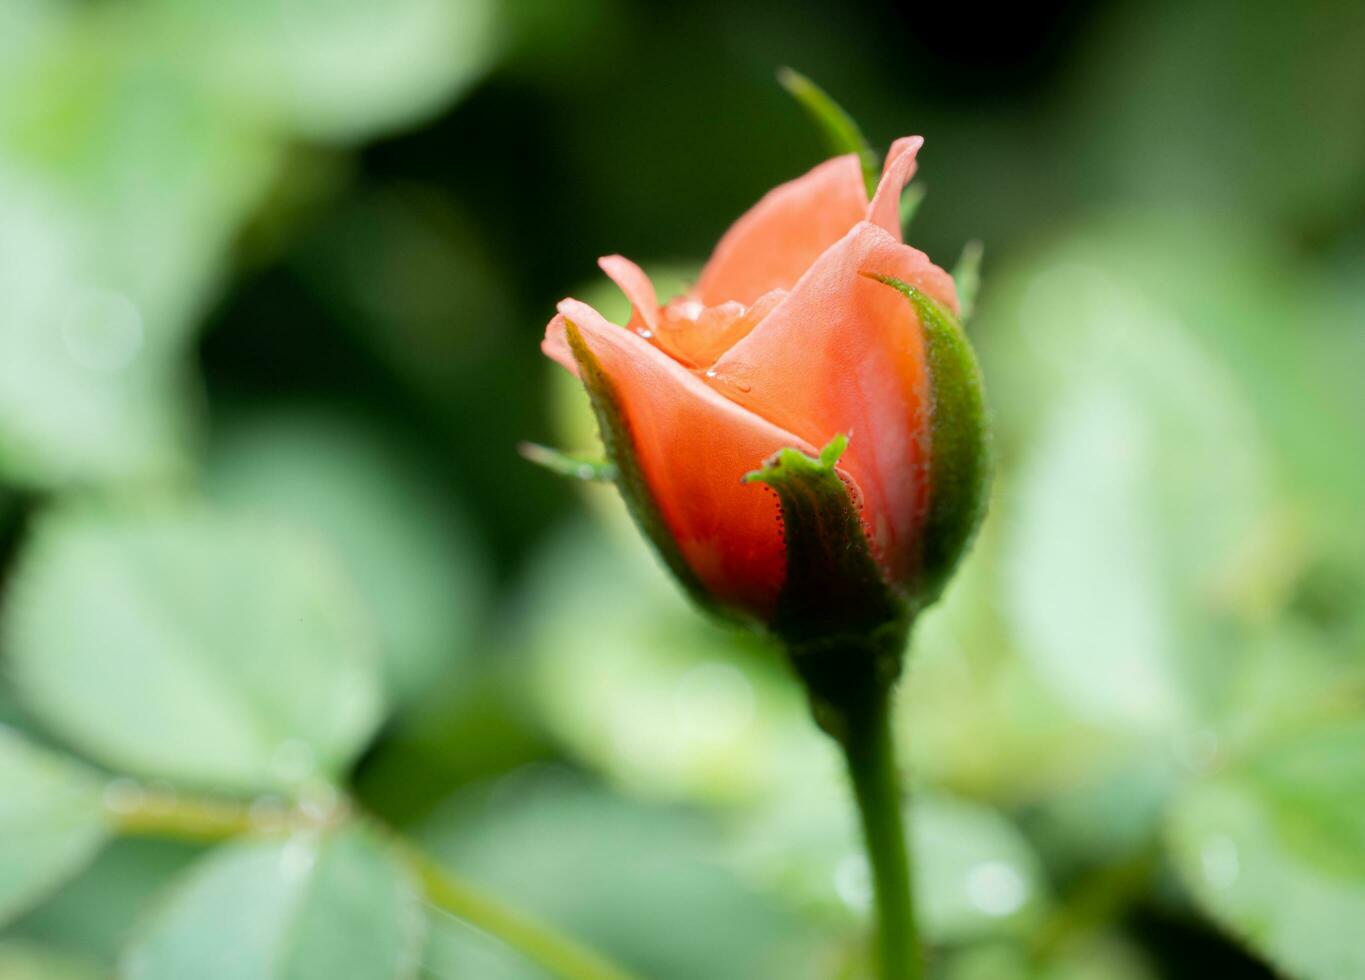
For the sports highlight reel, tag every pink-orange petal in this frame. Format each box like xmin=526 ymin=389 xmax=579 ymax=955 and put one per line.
xmin=598 ymin=255 xmax=660 ymax=333
xmin=545 ymin=298 xmax=822 ymax=616
xmin=706 ymin=220 xmax=957 ymax=583
xmin=694 ymin=153 xmax=869 ymax=307
xmin=866 ymin=136 xmax=923 ymax=240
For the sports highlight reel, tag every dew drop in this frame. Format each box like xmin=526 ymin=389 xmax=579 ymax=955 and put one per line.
xmin=704 ymin=369 xmax=718 ymax=379
xmin=636 ymin=328 xmax=654 ymax=339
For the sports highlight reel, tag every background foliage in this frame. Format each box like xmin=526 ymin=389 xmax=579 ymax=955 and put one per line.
xmin=1 ymin=0 xmax=1362 ymax=978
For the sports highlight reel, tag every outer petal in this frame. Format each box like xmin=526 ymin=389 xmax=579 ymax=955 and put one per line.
xmin=694 ymin=154 xmax=868 ymax=307
xmin=866 ymin=136 xmax=923 ymax=240
xmin=598 ymin=255 xmax=659 ymax=332
xmin=545 ymin=299 xmax=820 ymax=616
xmin=706 ymin=221 xmax=957 ymax=583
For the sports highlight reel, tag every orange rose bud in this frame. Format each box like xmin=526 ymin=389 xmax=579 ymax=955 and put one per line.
xmin=542 ymin=136 xmax=989 ymax=655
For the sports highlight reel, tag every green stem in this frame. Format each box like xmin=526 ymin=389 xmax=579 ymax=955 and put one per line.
xmin=401 ymin=844 xmax=639 ymax=980
xmin=840 ymin=681 xmax=921 ymax=980
xmin=103 ymin=784 xmax=642 ymax=980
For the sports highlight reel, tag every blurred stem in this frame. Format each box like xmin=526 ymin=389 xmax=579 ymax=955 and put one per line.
xmin=104 ymin=784 xmax=335 ymax=842
xmin=840 ymin=680 xmax=921 ymax=980
xmin=400 ymin=844 xmax=642 ymax=980
xmin=104 ymin=783 xmax=643 ymax=980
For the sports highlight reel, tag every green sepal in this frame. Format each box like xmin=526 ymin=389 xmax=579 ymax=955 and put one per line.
xmin=517 ymin=441 xmax=617 ymax=482
xmin=561 ymin=320 xmax=732 ymax=620
xmin=744 ymin=434 xmax=908 ymax=663
xmin=777 ymin=67 xmax=880 ymax=198
xmin=867 ymin=275 xmax=991 ymax=610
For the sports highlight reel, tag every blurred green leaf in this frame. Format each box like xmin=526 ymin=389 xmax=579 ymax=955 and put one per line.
xmin=995 ymin=260 xmax=1272 ymax=735
xmin=512 ymin=522 xmax=823 ymax=805
xmin=0 ymin=10 xmax=280 ymax=488
xmin=420 ymin=771 xmax=832 ymax=980
xmin=3 ymin=504 xmax=384 ymax=793
xmin=897 ymin=520 xmax=1116 ymax=807
xmin=0 ymin=727 xmax=109 ymax=925
xmin=8 ymin=838 xmax=202 ymax=966
xmin=942 ymin=934 xmax=1156 ymax=980
xmin=733 ymin=779 xmax=1049 ymax=945
xmin=206 ymin=406 xmax=487 ymax=707
xmin=951 ymin=240 xmax=983 ymax=322
xmin=0 ymin=941 xmax=105 ymax=980
xmin=150 ymin=0 xmax=501 ymax=142
xmin=123 ymin=825 xmax=423 ymax=980
xmin=1075 ymin=0 xmax=1365 ymax=230
xmin=1168 ymin=719 xmax=1365 ymax=980
xmin=0 ymin=171 xmax=198 ymax=488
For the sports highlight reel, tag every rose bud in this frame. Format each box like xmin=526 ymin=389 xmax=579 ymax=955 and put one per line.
xmin=535 ymin=79 xmax=992 ymax=976
xmin=541 ymin=135 xmax=988 ymax=665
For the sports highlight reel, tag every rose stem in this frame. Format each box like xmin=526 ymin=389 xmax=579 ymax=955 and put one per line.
xmin=840 ymin=680 xmax=921 ymax=980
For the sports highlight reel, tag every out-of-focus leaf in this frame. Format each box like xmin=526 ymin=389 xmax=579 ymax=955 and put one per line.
xmin=0 ymin=170 xmax=197 ymax=488
xmin=123 ymin=825 xmax=423 ymax=980
xmin=511 ymin=522 xmax=824 ymax=804
xmin=206 ymin=406 xmax=487 ymax=706
xmin=150 ymin=0 xmax=501 ymax=142
xmin=8 ymin=838 xmax=202 ymax=965
xmin=1075 ymin=1 xmax=1365 ymax=229
xmin=0 ymin=728 xmax=109 ymax=925
xmin=898 ymin=520 xmax=1116 ymax=807
xmin=995 ymin=256 xmax=1271 ymax=734
xmin=732 ymin=778 xmax=1049 ymax=945
xmin=1024 ymin=750 xmax=1176 ymax=877
xmin=3 ymin=505 xmax=384 ymax=793
xmin=943 ymin=934 xmax=1156 ymax=980
xmin=0 ymin=941 xmax=105 ymax=980
xmin=1168 ymin=719 xmax=1365 ymax=980
xmin=0 ymin=12 xmax=279 ymax=487
xmin=420 ymin=771 xmax=831 ymax=980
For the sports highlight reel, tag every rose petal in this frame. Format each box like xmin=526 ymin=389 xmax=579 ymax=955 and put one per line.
xmin=866 ymin=135 xmax=923 ymax=240
xmin=598 ymin=255 xmax=660 ymax=333
xmin=545 ymin=299 xmax=822 ymax=615
xmin=706 ymin=220 xmax=957 ymax=581
xmin=694 ymin=154 xmax=868 ymax=307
